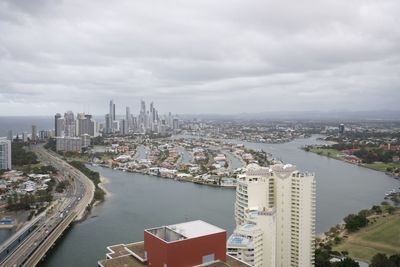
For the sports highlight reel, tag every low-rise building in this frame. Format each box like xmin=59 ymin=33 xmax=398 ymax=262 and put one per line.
xmin=98 ymin=220 xmax=250 ymax=267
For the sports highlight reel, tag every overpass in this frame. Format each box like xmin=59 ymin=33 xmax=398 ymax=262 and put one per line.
xmin=22 ymin=211 xmax=78 ymax=267
xmin=0 ymin=213 xmax=45 ymax=263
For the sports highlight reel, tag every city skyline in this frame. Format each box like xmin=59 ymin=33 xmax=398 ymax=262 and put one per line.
xmin=1 ymin=0 xmax=400 ymax=115
xmin=1 ymin=1 xmax=399 ymax=266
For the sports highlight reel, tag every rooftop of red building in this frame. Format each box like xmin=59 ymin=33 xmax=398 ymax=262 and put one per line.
xmin=98 ymin=240 xmax=249 ymax=267
xmin=146 ymin=220 xmax=226 ymax=243
xmin=98 ymin=220 xmax=249 ymax=267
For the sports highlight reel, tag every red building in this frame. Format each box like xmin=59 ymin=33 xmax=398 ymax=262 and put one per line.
xmin=98 ymin=220 xmax=249 ymax=267
xmin=145 ymin=220 xmax=226 ymax=267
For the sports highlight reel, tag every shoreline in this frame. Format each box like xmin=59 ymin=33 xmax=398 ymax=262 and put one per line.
xmin=95 ymin=164 xmax=238 ymax=189
xmin=304 ymin=148 xmax=400 ymax=179
xmin=98 ymin=175 xmax=112 ymax=198
xmin=92 ymin=175 xmax=111 ymax=207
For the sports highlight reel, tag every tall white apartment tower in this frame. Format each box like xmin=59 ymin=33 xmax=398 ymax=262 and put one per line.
xmin=228 ymin=163 xmax=315 ymax=267
xmin=272 ymin=164 xmax=316 ymax=267
xmin=126 ymin=106 xmax=131 ymax=131
xmin=0 ymin=138 xmax=12 ymax=170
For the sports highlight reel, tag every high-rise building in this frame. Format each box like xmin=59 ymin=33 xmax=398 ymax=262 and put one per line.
xmin=132 ymin=115 xmax=138 ymax=131
xmin=39 ymin=130 xmax=51 ymax=140
xmin=339 ymin=124 xmax=345 ymax=135
xmin=106 ymin=100 xmax=116 ymax=134
xmin=78 ymin=113 xmax=95 ymax=136
xmin=227 ymin=164 xmax=316 ymax=267
xmin=7 ymin=130 xmax=13 ymax=142
xmin=112 ymin=121 xmax=120 ymax=133
xmin=168 ymin=112 xmax=172 ymax=128
xmin=56 ymin=118 xmax=65 ymax=137
xmin=112 ymin=104 xmax=115 ymax=121
xmin=125 ymin=106 xmax=131 ymax=132
xmin=110 ymin=100 xmax=115 ymax=120
xmin=31 ymin=125 xmax=37 ymax=142
xmin=140 ymin=100 xmax=146 ymax=115
xmin=0 ymin=138 xmax=12 ymax=170
xmin=55 ymin=113 xmax=62 ymax=136
xmin=120 ymin=119 xmax=128 ymax=135
xmin=139 ymin=100 xmax=147 ymax=133
xmin=173 ymin=118 xmax=179 ymax=130
xmin=105 ymin=114 xmax=111 ymax=134
xmin=64 ymin=111 xmax=76 ymax=137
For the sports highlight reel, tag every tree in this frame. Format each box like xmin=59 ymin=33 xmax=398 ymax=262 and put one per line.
xmin=358 ymin=209 xmax=369 ymax=217
xmin=344 ymin=214 xmax=368 ymax=232
xmin=389 ymin=254 xmax=400 ymax=267
xmin=334 ymin=236 xmax=342 ymax=245
xmin=44 ymin=138 xmax=56 ymax=151
xmin=11 ymin=142 xmax=38 ymax=166
xmin=370 ymin=253 xmax=396 ymax=267
xmin=315 ymin=248 xmax=332 ymax=267
xmin=386 ymin=206 xmax=396 ymax=215
xmin=372 ymin=205 xmax=382 ymax=214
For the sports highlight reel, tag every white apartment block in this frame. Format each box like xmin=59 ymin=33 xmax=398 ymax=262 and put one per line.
xmin=227 ymin=163 xmax=316 ymax=267
xmin=0 ymin=138 xmax=12 ymax=170
xmin=56 ymin=136 xmax=82 ymax=152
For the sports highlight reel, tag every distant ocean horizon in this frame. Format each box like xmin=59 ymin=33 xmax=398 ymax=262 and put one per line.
xmin=0 ymin=116 xmax=53 ymax=137
xmin=0 ymin=115 xmax=107 ymax=138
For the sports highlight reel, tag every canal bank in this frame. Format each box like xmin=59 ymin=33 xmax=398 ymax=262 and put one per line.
xmin=37 ymin=135 xmax=399 ymax=267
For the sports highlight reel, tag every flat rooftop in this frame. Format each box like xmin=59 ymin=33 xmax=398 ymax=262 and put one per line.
xmin=99 ymin=240 xmax=250 ymax=267
xmin=146 ymin=220 xmax=225 ymax=243
xmin=168 ymin=220 xmax=226 ymax=239
xmin=106 ymin=244 xmax=131 ymax=259
xmin=99 ymin=253 xmax=248 ymax=267
xmin=98 ymin=255 xmax=145 ymax=267
xmin=125 ymin=242 xmax=146 ymax=261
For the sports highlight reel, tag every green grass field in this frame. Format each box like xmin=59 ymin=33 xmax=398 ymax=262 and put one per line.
xmin=364 ymin=162 xmax=400 ymax=172
xmin=309 ymin=147 xmax=400 ymax=174
xmin=309 ymin=147 xmax=342 ymax=160
xmin=334 ymin=213 xmax=400 ymax=262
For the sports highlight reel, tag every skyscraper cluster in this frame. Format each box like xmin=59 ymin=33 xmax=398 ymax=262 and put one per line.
xmin=55 ymin=111 xmax=98 ymax=138
xmin=104 ymin=100 xmax=179 ymax=135
xmin=54 ymin=111 xmax=98 ymax=152
xmin=227 ymin=164 xmax=316 ymax=267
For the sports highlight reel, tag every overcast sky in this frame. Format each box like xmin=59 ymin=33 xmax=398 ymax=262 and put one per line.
xmin=0 ymin=0 xmax=399 ymax=116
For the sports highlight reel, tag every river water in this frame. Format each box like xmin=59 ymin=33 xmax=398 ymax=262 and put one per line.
xmin=8 ymin=135 xmax=400 ymax=266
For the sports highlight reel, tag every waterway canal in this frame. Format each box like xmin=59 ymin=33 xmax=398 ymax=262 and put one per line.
xmin=35 ymin=135 xmax=399 ymax=266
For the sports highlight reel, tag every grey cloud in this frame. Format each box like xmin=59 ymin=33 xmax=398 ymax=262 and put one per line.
xmin=0 ymin=0 xmax=399 ymax=115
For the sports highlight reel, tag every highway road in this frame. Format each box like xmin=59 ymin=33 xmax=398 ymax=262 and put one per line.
xmin=0 ymin=145 xmax=95 ymax=267
xmin=32 ymin=146 xmax=94 ymax=221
